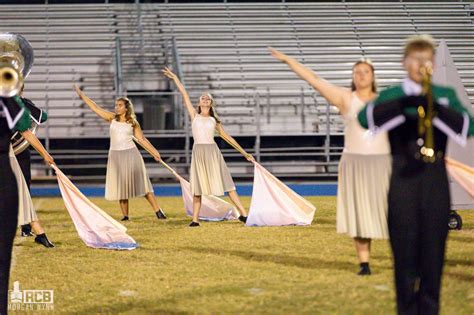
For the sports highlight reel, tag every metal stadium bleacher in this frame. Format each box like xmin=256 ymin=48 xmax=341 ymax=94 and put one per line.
xmin=0 ymin=1 xmax=473 ymax=181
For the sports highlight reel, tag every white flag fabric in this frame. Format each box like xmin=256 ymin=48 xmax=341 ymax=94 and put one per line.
xmin=175 ymin=173 xmax=238 ymax=221
xmin=446 ymin=158 xmax=474 ymax=198
xmin=433 ymin=41 xmax=474 ymax=207
xmin=52 ymin=165 xmax=138 ymax=250
xmin=246 ymin=162 xmax=316 ymax=226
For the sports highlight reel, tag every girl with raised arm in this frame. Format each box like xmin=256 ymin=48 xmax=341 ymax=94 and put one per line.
xmin=162 ymin=67 xmax=254 ymax=227
xmin=74 ymin=85 xmax=166 ymax=221
xmin=270 ymin=48 xmax=391 ymax=275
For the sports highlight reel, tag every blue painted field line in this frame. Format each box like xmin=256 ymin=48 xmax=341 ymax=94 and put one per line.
xmin=30 ymin=184 xmax=338 ymax=197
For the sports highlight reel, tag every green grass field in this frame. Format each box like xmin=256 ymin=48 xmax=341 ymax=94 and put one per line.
xmin=10 ymin=196 xmax=474 ymax=314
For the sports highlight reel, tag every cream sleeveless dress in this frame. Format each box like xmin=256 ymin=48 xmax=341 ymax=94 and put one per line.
xmin=190 ymin=114 xmax=235 ymax=196
xmin=9 ymin=144 xmax=38 ymax=225
xmin=336 ymin=93 xmax=392 ymax=239
xmin=105 ymin=120 xmax=154 ymax=200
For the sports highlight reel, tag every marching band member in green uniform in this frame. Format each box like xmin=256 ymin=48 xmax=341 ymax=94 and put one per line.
xmin=358 ymin=35 xmax=474 ymax=315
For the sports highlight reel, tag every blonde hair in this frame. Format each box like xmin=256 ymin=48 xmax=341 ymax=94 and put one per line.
xmin=198 ymin=93 xmax=221 ymax=123
xmin=351 ymin=58 xmax=377 ymax=93
xmin=404 ymin=34 xmax=436 ymax=58
xmin=115 ymin=97 xmax=139 ymax=127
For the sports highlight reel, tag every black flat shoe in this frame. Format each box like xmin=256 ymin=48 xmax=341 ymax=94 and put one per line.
xmin=21 ymin=224 xmax=34 ymax=237
xmin=189 ymin=221 xmax=200 ymax=227
xmin=357 ymin=263 xmax=371 ymax=276
xmin=238 ymin=216 xmax=248 ymax=223
xmin=155 ymin=209 xmax=167 ymax=220
xmin=121 ymin=216 xmax=129 ymax=221
xmin=357 ymin=268 xmax=371 ymax=276
xmin=34 ymin=234 xmax=55 ymax=248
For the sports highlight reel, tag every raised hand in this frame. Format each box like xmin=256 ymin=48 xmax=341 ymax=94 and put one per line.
xmin=74 ymin=84 xmax=86 ymax=99
xmin=73 ymin=83 xmax=115 ymax=121
xmin=162 ymin=66 xmax=195 ymax=120
xmin=162 ymin=67 xmax=178 ymax=80
xmin=268 ymin=47 xmax=289 ymax=62
xmin=74 ymin=84 xmax=84 ymax=98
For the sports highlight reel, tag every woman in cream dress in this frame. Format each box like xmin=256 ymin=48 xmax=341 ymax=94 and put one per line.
xmin=162 ymin=67 xmax=254 ymax=227
xmin=74 ymin=85 xmax=166 ymax=221
xmin=270 ymin=48 xmax=391 ymax=275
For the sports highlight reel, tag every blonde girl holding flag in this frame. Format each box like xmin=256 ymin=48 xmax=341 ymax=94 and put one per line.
xmin=162 ymin=67 xmax=254 ymax=227
xmin=74 ymin=85 xmax=166 ymax=221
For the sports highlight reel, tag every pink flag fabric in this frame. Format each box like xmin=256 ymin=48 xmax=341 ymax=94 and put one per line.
xmin=174 ymin=172 xmax=238 ymax=221
xmin=246 ymin=162 xmax=316 ymax=226
xmin=52 ymin=165 xmax=138 ymax=250
xmin=446 ymin=158 xmax=474 ymax=198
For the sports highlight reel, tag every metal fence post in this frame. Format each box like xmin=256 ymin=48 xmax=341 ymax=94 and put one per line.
xmin=266 ymin=86 xmax=271 ymax=124
xmin=114 ymin=37 xmax=123 ymax=98
xmin=184 ymin=95 xmax=190 ymax=168
xmin=300 ymin=87 xmax=305 ymax=132
xmin=255 ymin=90 xmax=261 ymax=163
xmin=325 ymin=101 xmax=331 ymax=164
xmin=45 ymin=4 xmax=51 ymax=175
xmin=171 ymin=36 xmax=185 ymax=128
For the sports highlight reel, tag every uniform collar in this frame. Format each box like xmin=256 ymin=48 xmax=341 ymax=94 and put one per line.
xmin=402 ymin=77 xmax=423 ymax=96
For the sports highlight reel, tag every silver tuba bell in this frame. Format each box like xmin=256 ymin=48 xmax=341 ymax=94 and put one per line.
xmin=0 ymin=33 xmax=37 ymax=155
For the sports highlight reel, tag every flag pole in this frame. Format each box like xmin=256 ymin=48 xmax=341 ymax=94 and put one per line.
xmin=218 ymin=133 xmax=254 ymax=163
xmin=160 ymin=159 xmax=178 ymax=176
xmin=445 ymin=157 xmax=474 ymax=175
xmin=132 ymin=136 xmax=181 ymax=178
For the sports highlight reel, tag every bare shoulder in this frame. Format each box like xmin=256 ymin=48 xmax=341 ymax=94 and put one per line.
xmin=341 ymin=87 xmax=353 ymax=99
xmin=107 ymin=115 xmax=115 ymax=122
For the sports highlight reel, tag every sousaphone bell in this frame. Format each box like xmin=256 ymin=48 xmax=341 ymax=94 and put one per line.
xmin=0 ymin=33 xmax=37 ymax=154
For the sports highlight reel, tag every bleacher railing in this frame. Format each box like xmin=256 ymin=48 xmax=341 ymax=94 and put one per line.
xmin=114 ymin=37 xmax=124 ymax=97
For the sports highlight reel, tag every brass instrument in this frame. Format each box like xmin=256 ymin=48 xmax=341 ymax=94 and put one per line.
xmin=0 ymin=33 xmax=33 ymax=96
xmin=11 ymin=122 xmax=38 ymax=154
xmin=418 ymin=61 xmax=436 ymax=163
xmin=0 ymin=33 xmax=36 ymax=154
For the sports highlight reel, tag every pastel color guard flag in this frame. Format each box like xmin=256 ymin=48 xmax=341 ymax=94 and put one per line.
xmin=432 ymin=41 xmax=474 ymax=207
xmin=445 ymin=158 xmax=474 ymax=198
xmin=52 ymin=164 xmax=138 ymax=250
xmin=246 ymin=162 xmax=316 ymax=226
xmin=160 ymin=161 xmax=238 ymax=221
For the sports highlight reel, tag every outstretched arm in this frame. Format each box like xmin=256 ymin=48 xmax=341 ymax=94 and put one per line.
xmin=133 ymin=124 xmax=161 ymax=162
xmin=162 ymin=67 xmax=196 ymax=120
xmin=216 ymin=123 xmax=255 ymax=162
xmin=20 ymin=130 xmax=55 ymax=166
xmin=269 ymin=47 xmax=351 ymax=114
xmin=74 ymin=84 xmax=115 ymax=122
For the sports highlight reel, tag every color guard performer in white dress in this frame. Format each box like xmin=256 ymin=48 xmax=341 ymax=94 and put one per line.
xmin=74 ymin=85 xmax=166 ymax=221
xmin=163 ymin=67 xmax=254 ymax=227
xmin=270 ymin=48 xmax=391 ymax=275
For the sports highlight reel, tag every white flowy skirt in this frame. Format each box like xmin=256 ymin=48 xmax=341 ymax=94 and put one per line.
xmin=105 ymin=147 xmax=154 ymax=201
xmin=10 ymin=155 xmax=37 ymax=225
xmin=336 ymin=153 xmax=392 ymax=239
xmin=190 ymin=143 xmax=235 ymax=196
